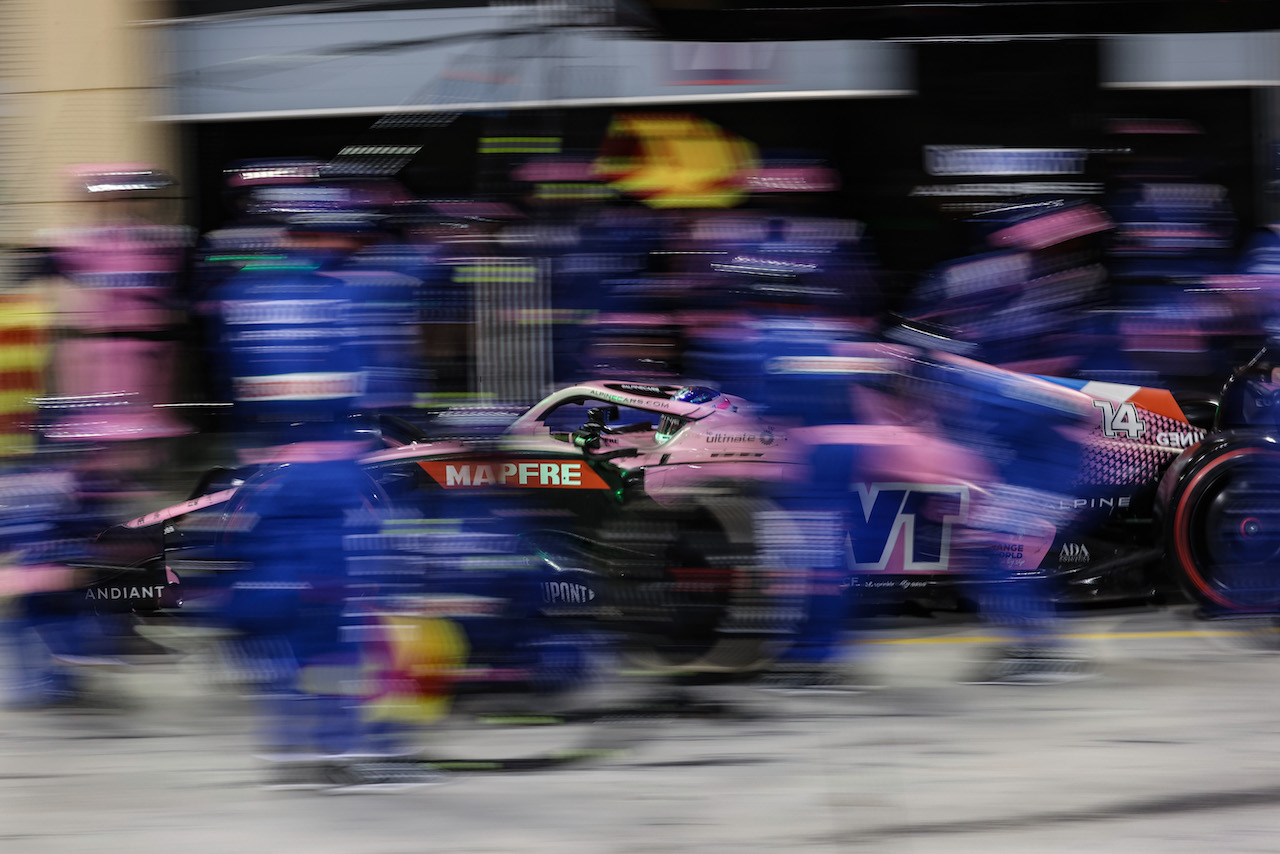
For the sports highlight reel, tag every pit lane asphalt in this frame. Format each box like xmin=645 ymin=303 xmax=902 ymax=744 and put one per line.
xmin=4 ymin=606 xmax=1280 ymax=854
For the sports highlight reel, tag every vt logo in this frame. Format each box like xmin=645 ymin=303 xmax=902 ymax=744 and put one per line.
xmin=850 ymin=483 xmax=970 ymax=573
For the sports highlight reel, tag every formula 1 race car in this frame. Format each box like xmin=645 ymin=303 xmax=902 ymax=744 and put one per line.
xmin=92 ymin=363 xmax=1208 ymax=665
xmin=93 ymin=381 xmax=805 ymax=675
xmin=89 ymin=333 xmax=1280 ymax=677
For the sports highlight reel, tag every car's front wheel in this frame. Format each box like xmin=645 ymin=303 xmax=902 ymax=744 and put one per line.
xmin=594 ymin=492 xmax=803 ymax=674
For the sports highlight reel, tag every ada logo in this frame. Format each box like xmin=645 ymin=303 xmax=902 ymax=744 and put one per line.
xmin=851 ymin=483 xmax=969 ymax=573
xmin=1059 ymin=543 xmax=1091 ymax=565
xmin=418 ymin=459 xmax=610 ymax=490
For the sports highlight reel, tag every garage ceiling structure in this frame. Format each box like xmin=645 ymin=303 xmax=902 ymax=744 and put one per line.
xmin=156 ymin=0 xmax=1280 ymax=123
xmin=156 ymin=5 xmax=912 ymax=122
xmin=165 ymin=0 xmax=1280 ymax=40
xmin=639 ymin=0 xmax=1280 ymax=41
xmin=160 ymin=0 xmax=1280 ymax=258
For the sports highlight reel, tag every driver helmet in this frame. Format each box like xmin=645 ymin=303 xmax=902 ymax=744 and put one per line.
xmin=672 ymin=385 xmax=721 ymax=404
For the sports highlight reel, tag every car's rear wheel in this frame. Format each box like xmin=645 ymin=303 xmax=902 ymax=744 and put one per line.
xmin=1167 ymin=442 xmax=1280 ymax=613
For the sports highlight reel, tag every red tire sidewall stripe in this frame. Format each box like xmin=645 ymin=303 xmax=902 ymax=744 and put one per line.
xmin=1172 ymin=447 xmax=1280 ymax=611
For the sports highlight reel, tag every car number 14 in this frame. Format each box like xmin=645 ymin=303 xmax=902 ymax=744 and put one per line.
xmin=1094 ymin=399 xmax=1146 ymax=439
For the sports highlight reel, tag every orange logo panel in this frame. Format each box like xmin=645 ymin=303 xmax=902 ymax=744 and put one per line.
xmin=418 ymin=458 xmax=610 ymax=490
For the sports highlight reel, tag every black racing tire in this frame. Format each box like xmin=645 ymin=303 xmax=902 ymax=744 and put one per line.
xmin=595 ymin=492 xmax=803 ymax=675
xmin=1166 ymin=440 xmax=1280 ymax=613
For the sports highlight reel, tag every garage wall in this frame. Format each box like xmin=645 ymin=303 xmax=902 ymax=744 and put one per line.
xmin=0 ymin=0 xmax=183 ymax=253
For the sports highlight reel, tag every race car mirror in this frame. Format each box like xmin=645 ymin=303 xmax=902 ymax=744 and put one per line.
xmin=587 ymin=406 xmax=618 ymax=427
xmin=572 ymin=405 xmax=619 ymax=450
